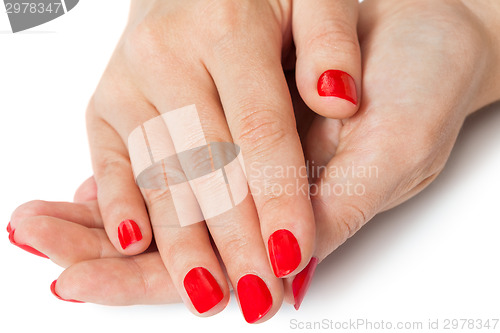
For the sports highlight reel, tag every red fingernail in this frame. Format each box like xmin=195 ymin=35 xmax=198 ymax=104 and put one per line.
xmin=50 ymin=280 xmax=84 ymax=303
xmin=292 ymin=257 xmax=319 ymax=310
xmin=183 ymin=267 xmax=224 ymax=313
xmin=317 ymin=70 xmax=358 ymax=105
xmin=7 ymin=222 xmax=12 ymax=233
xmin=268 ymin=229 xmax=301 ymax=277
xmin=237 ymin=274 xmax=272 ymax=324
xmin=118 ymin=219 xmax=142 ymax=249
xmin=8 ymin=229 xmax=49 ymax=259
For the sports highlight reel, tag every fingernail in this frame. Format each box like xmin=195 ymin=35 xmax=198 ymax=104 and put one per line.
xmin=237 ymin=274 xmax=273 ymax=324
xmin=8 ymin=229 xmax=49 ymax=259
xmin=7 ymin=222 xmax=12 ymax=233
xmin=268 ymin=229 xmax=301 ymax=277
xmin=183 ymin=267 xmax=224 ymax=313
xmin=118 ymin=219 xmax=142 ymax=249
xmin=292 ymin=257 xmax=319 ymax=310
xmin=50 ymin=280 xmax=84 ymax=303
xmin=317 ymin=70 xmax=358 ymax=105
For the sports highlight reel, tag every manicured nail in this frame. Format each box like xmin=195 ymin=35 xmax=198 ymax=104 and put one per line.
xmin=317 ymin=69 xmax=358 ymax=105
xmin=7 ymin=222 xmax=12 ymax=233
xmin=237 ymin=274 xmax=272 ymax=324
xmin=293 ymin=257 xmax=319 ymax=310
xmin=50 ymin=280 xmax=84 ymax=303
xmin=8 ymin=229 xmax=49 ymax=259
xmin=183 ymin=267 xmax=224 ymax=314
xmin=268 ymin=229 xmax=301 ymax=277
xmin=118 ymin=219 xmax=142 ymax=249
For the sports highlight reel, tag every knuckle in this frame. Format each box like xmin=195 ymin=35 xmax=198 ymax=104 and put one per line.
xmin=186 ymin=149 xmax=214 ymax=177
xmin=208 ymin=0 xmax=242 ymax=32
xmin=236 ymin=109 xmax=289 ymax=157
xmin=217 ymin=227 xmax=250 ymax=259
xmin=202 ymin=0 xmax=243 ymax=42
xmin=336 ymin=203 xmax=368 ymax=239
xmin=312 ymin=187 xmax=377 ymax=250
xmin=127 ymin=17 xmax=164 ymax=55
xmin=11 ymin=200 xmax=51 ymax=223
xmin=258 ymin=188 xmax=293 ymax=217
xmin=129 ymin=256 xmax=150 ymax=297
xmin=12 ymin=215 xmax=51 ymax=243
xmin=94 ymin=155 xmax=130 ymax=181
xmin=300 ymin=19 xmax=359 ymax=59
xmin=143 ymin=188 xmax=171 ymax=209
xmin=123 ymin=13 xmax=180 ymax=66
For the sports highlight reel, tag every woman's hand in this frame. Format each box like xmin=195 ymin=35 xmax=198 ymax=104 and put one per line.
xmin=77 ymin=0 xmax=361 ymax=322
xmin=302 ymin=0 xmax=500 ymax=272
xmin=10 ymin=0 xmax=500 ymax=319
xmin=8 ymin=177 xmax=182 ymax=305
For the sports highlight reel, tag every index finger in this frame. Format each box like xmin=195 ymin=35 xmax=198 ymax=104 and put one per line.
xmin=204 ymin=9 xmax=315 ymax=278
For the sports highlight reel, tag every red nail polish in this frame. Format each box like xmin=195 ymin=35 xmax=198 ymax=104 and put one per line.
xmin=237 ymin=274 xmax=272 ymax=324
xmin=8 ymin=229 xmax=49 ymax=259
xmin=50 ymin=280 xmax=84 ymax=303
xmin=7 ymin=222 xmax=12 ymax=233
xmin=183 ymin=267 xmax=224 ymax=313
xmin=118 ymin=219 xmax=142 ymax=249
xmin=292 ymin=257 xmax=319 ymax=310
xmin=268 ymin=229 xmax=301 ymax=277
xmin=317 ymin=70 xmax=358 ymax=105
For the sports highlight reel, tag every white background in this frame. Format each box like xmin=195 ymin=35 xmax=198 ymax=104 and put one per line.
xmin=1 ymin=1 xmax=499 ymax=332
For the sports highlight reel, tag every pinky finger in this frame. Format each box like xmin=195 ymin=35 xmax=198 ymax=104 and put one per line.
xmin=87 ymin=114 xmax=152 ymax=254
xmin=52 ymin=253 xmax=180 ymax=305
xmin=10 ymin=215 xmax=123 ymax=267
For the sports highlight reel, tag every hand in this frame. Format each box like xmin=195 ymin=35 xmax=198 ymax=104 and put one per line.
xmin=8 ymin=177 xmax=182 ymax=305
xmin=11 ymin=0 xmax=499 ymax=320
xmin=303 ymin=0 xmax=500 ymax=269
xmin=82 ymin=0 xmax=361 ymax=322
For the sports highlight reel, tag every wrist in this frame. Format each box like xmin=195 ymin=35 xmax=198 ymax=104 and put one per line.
xmin=461 ymin=0 xmax=500 ymax=108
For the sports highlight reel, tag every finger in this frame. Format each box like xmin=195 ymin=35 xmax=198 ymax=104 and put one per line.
xmin=90 ymin=67 xmax=232 ymax=316
xmin=129 ymin=71 xmax=235 ymax=316
xmin=52 ymin=253 xmax=180 ymax=305
xmin=205 ymin=5 xmax=315 ymax=280
xmin=312 ymin=148 xmax=397 ymax=259
xmin=73 ymin=176 xmax=97 ymax=202
xmin=10 ymin=199 xmax=102 ymax=230
xmin=9 ymin=215 xmax=122 ymax=266
xmin=87 ymin=98 xmax=153 ymax=254
xmin=284 ymin=256 xmax=320 ymax=309
xmin=143 ymin=186 xmax=230 ymax=316
xmin=293 ymin=0 xmax=361 ymax=118
xmin=142 ymin=69 xmax=280 ymax=320
xmin=286 ymin=128 xmax=413 ymax=309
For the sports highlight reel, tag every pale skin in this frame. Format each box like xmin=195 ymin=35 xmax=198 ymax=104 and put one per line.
xmin=82 ymin=0 xmax=361 ymax=321
xmin=8 ymin=0 xmax=500 ymax=323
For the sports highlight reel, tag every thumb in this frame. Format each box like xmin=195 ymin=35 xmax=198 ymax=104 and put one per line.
xmin=293 ymin=0 xmax=361 ymax=119
xmin=288 ymin=145 xmax=404 ymax=310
